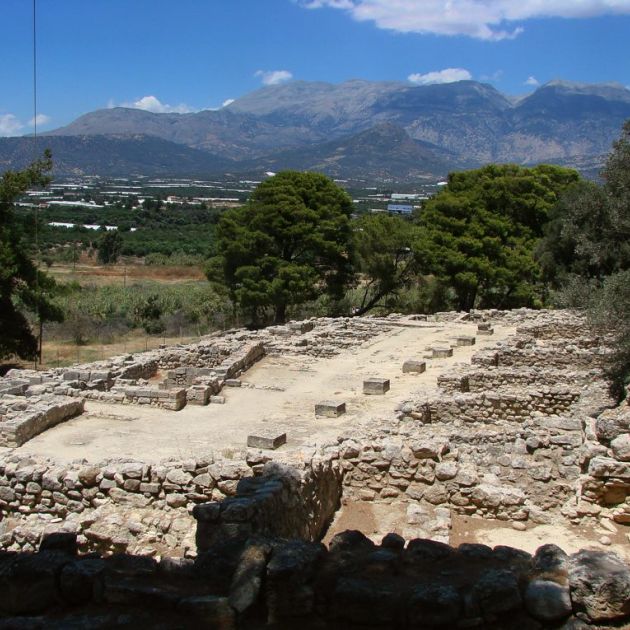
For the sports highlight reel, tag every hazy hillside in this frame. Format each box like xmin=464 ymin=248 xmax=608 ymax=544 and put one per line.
xmin=238 ymin=123 xmax=469 ymax=180
xmin=2 ymin=79 xmax=628 ymax=181
xmin=0 ymin=134 xmax=231 ymax=177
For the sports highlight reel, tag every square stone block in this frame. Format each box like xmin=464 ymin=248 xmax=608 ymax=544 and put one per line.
xmin=247 ymin=430 xmax=287 ymax=450
xmin=477 ymin=327 xmax=495 ymax=335
xmin=432 ymin=347 xmax=454 ymax=358
xmin=455 ymin=335 xmax=476 ymax=346
xmin=477 ymin=322 xmax=492 ymax=331
xmin=403 ymin=360 xmax=427 ymax=374
xmin=363 ymin=378 xmax=390 ymax=395
xmin=315 ymin=400 xmax=346 ymax=417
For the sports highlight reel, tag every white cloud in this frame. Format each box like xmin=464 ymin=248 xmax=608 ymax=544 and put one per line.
xmin=121 ymin=95 xmax=195 ymax=114
xmin=0 ymin=114 xmax=23 ymax=136
xmin=480 ymin=70 xmax=504 ymax=83
xmin=408 ymin=68 xmax=472 ymax=85
xmin=222 ymin=98 xmax=235 ymax=107
xmin=299 ymin=0 xmax=630 ymax=41
xmin=255 ymin=70 xmax=293 ymax=86
xmin=525 ymin=75 xmax=540 ymax=86
xmin=28 ymin=113 xmax=51 ymax=127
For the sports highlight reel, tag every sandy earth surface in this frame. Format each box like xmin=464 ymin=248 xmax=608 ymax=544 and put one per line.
xmin=324 ymin=502 xmax=630 ymax=562
xmin=17 ymin=321 xmax=513 ymax=464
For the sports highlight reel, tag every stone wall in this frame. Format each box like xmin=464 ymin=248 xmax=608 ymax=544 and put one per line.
xmin=194 ymin=458 xmax=343 ymax=552
xmin=575 ymin=399 xmax=630 ymax=524
xmin=437 ymin=366 xmax=598 ymax=394
xmin=410 ymin=387 xmax=580 ymax=425
xmin=0 ymin=396 xmax=84 ymax=448
xmin=0 ymin=532 xmax=628 ymax=628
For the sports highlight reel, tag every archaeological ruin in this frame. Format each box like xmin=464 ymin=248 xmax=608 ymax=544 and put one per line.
xmin=0 ymin=309 xmax=629 ymax=628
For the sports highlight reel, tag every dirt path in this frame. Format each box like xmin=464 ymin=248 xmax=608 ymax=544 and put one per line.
xmin=17 ymin=321 xmax=514 ymax=464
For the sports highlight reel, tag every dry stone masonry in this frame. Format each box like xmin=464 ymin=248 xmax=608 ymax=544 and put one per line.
xmin=0 ymin=309 xmax=629 ymax=627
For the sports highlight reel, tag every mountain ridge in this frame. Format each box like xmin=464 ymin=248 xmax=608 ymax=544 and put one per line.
xmin=2 ymin=79 xmax=629 ymax=181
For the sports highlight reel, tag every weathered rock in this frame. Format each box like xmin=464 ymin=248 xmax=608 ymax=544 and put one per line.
xmin=407 ymin=583 xmax=462 ymax=627
xmin=569 ymin=550 xmax=630 ymax=621
xmin=228 ymin=542 xmax=270 ymax=613
xmin=524 ymin=579 xmax=572 ymax=622
xmin=611 ymin=434 xmax=630 ymax=462
xmin=472 ymin=569 xmax=522 ymax=619
xmin=595 ymin=409 xmax=630 ymax=442
xmin=177 ymin=595 xmax=235 ymax=627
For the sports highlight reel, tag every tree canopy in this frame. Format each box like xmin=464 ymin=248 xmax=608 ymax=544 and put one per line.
xmin=415 ymin=164 xmax=580 ymax=311
xmin=352 ymin=213 xmax=419 ymax=315
xmin=540 ymin=120 xmax=630 ymax=397
xmin=539 ymin=120 xmax=630 ymax=285
xmin=206 ymin=171 xmax=353 ymax=324
xmin=97 ymin=229 xmax=123 ymax=264
xmin=0 ymin=151 xmax=63 ymax=361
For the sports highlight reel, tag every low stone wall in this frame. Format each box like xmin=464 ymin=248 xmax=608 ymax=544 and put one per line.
xmin=575 ymin=402 xmax=630 ymax=524
xmin=0 ymin=453 xmax=251 ymax=522
xmin=476 ymin=339 xmax=611 ymax=370
xmin=337 ymin=411 xmax=586 ymax=521
xmin=0 ymin=396 xmax=84 ymax=448
xmin=0 ymin=532 xmax=628 ymax=628
xmin=194 ymin=458 xmax=343 ymax=551
xmin=437 ymin=367 xmax=598 ymax=394
xmin=407 ymin=388 xmax=580 ymax=425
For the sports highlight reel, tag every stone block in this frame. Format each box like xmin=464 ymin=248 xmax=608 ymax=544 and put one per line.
xmin=211 ymin=396 xmax=226 ymax=404
xmin=187 ymin=385 xmax=210 ymax=406
xmin=315 ymin=401 xmax=346 ymax=417
xmin=477 ymin=325 xmax=494 ymax=335
xmin=455 ymin=335 xmax=476 ymax=346
xmin=477 ymin=322 xmax=492 ymax=331
xmin=247 ymin=430 xmax=287 ymax=450
xmin=225 ymin=379 xmax=242 ymax=388
xmin=363 ymin=378 xmax=390 ymax=395
xmin=432 ymin=347 xmax=454 ymax=359
xmin=403 ymin=360 xmax=426 ymax=374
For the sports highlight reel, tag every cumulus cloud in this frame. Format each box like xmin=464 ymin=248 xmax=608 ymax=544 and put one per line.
xmin=408 ymin=68 xmax=472 ymax=85
xmin=525 ymin=75 xmax=540 ymax=86
xmin=0 ymin=112 xmax=51 ymax=136
xmin=28 ymin=113 xmax=51 ymax=127
xmin=0 ymin=114 xmax=23 ymax=136
xmin=121 ymin=95 xmax=195 ymax=114
xmin=255 ymin=70 xmax=293 ymax=86
xmin=299 ymin=0 xmax=630 ymax=41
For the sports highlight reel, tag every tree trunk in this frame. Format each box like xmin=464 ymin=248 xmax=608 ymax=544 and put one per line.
xmin=274 ymin=303 xmax=287 ymax=324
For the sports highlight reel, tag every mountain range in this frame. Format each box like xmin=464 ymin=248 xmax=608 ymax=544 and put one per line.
xmin=2 ymin=79 xmax=630 ymax=181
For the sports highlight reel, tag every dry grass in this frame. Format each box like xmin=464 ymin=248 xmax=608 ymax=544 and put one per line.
xmin=38 ymin=331 xmax=204 ymax=368
xmin=49 ymin=261 xmax=204 ymax=286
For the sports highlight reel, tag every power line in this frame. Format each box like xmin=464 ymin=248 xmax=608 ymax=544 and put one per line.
xmin=33 ymin=0 xmax=42 ymax=365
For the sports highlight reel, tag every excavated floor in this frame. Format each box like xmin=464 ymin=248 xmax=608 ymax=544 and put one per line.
xmin=14 ymin=321 xmax=514 ymax=463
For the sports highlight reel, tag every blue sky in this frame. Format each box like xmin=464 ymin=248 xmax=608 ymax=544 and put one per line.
xmin=2 ymin=0 xmax=630 ymax=135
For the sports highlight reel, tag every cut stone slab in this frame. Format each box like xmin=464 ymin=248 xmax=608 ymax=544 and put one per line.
xmin=477 ymin=323 xmax=494 ymax=335
xmin=315 ymin=401 xmax=346 ymax=418
xmin=403 ymin=360 xmax=426 ymax=374
xmin=247 ymin=430 xmax=287 ymax=450
xmin=455 ymin=336 xmax=476 ymax=346
xmin=477 ymin=322 xmax=492 ymax=331
xmin=363 ymin=378 xmax=390 ymax=395
xmin=432 ymin=347 xmax=454 ymax=359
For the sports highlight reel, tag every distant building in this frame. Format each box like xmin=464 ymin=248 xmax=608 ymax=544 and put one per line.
xmin=387 ymin=204 xmax=413 ymax=216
